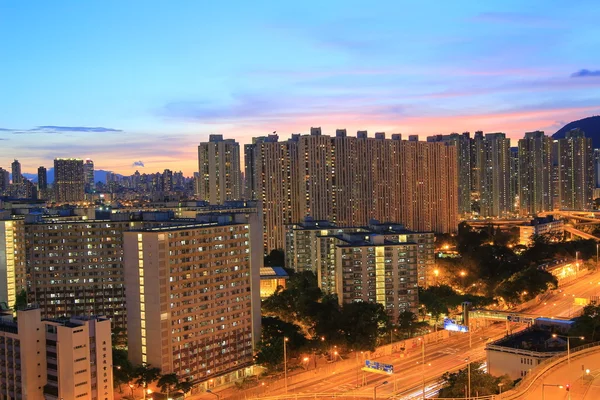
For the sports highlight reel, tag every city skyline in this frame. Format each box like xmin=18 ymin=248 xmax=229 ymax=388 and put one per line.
xmin=1 ymin=1 xmax=600 ymax=174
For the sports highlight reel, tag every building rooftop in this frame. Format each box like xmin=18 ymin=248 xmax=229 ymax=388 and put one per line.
xmin=490 ymin=328 xmax=567 ymax=353
xmin=260 ymin=266 xmax=289 ymax=280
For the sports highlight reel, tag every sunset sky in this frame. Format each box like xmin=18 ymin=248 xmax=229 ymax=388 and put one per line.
xmin=1 ymin=0 xmax=599 ymax=175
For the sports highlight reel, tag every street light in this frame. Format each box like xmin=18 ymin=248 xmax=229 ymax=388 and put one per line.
xmin=552 ymin=334 xmax=584 ymax=365
xmin=433 ymin=269 xmax=439 ymax=286
xmin=418 ymin=337 xmax=426 ymax=399
xmin=283 ymin=336 xmax=289 ymax=394
xmin=206 ymin=389 xmax=221 ymax=400
xmin=460 ymin=271 xmax=466 ymax=290
xmin=373 ymin=380 xmax=388 ymax=400
xmin=541 ymin=383 xmax=563 ymax=400
xmin=129 ymin=384 xmax=134 ymax=398
xmin=498 ymin=382 xmax=504 ymax=399
xmin=465 ymin=357 xmax=471 ymax=400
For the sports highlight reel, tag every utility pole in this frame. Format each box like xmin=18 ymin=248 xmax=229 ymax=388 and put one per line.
xmin=284 ymin=337 xmax=288 ymax=394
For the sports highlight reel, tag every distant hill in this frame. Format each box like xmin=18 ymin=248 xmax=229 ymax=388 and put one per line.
xmin=21 ymin=169 xmax=115 ymax=184
xmin=553 ymin=115 xmax=600 ymax=148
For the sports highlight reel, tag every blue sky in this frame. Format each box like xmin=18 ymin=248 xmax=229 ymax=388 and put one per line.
xmin=1 ymin=0 xmax=599 ymax=175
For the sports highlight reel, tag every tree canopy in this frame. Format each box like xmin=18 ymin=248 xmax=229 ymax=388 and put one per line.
xmin=439 ymin=362 xmax=513 ymax=398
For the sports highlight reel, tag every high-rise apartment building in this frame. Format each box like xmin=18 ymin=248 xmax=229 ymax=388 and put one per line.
xmin=557 ymin=129 xmax=594 ymax=210
xmin=84 ymin=158 xmax=95 ymax=193
xmin=25 ymin=218 xmax=132 ymax=328
xmin=287 ymin=220 xmax=434 ymax=288
xmin=11 ymin=159 xmax=22 ymax=184
xmin=246 ymin=131 xmax=458 ymax=251
xmin=479 ymin=133 xmax=513 ymax=218
xmin=509 ymin=147 xmax=519 ymax=213
xmin=0 ymin=167 xmax=9 ymax=192
xmin=197 ymin=135 xmax=242 ymax=204
xmin=54 ymin=158 xmax=85 ymax=202
xmin=518 ymin=131 xmax=553 ymax=216
xmin=243 ymin=144 xmax=256 ymax=200
xmin=0 ymin=307 xmax=113 ymax=400
xmin=37 ymin=166 xmax=47 ymax=191
xmin=0 ymin=219 xmax=26 ymax=310
xmin=313 ymin=224 xmax=420 ymax=320
xmin=124 ymin=213 xmax=261 ymax=391
xmin=428 ymin=132 xmax=472 ymax=217
xmin=245 ymin=134 xmax=299 ymax=251
xmin=594 ymin=149 xmax=600 ymax=189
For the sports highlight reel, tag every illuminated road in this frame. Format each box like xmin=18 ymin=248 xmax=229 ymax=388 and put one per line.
xmin=257 ymin=270 xmax=600 ymax=399
xmin=188 ymin=269 xmax=600 ymax=399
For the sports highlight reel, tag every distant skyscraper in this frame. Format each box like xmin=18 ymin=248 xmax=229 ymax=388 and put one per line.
xmin=53 ymin=158 xmax=85 ymax=202
xmin=244 ymin=143 xmax=257 ymax=200
xmin=83 ymin=158 xmax=95 ymax=193
xmin=0 ymin=167 xmax=9 ymax=191
xmin=11 ymin=159 xmax=22 ymax=184
xmin=557 ymin=129 xmax=594 ymax=210
xmin=427 ymin=132 xmax=472 ymax=217
xmin=37 ymin=166 xmax=47 ymax=190
xmin=509 ymin=147 xmax=519 ymax=213
xmin=594 ymin=148 xmax=600 ymax=188
xmin=479 ymin=133 xmax=513 ymax=218
xmin=197 ymin=134 xmax=242 ymax=204
xmin=518 ymin=131 xmax=553 ymax=216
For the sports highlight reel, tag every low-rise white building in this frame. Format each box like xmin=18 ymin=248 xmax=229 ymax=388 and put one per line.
xmin=519 ymin=216 xmax=564 ymax=246
xmin=486 ymin=328 xmax=566 ymax=380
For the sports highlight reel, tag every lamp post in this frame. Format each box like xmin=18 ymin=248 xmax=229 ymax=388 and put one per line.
xmin=552 ymin=334 xmax=584 ymax=365
xmin=498 ymin=382 xmax=504 ymax=399
xmin=541 ymin=383 xmax=563 ymax=400
xmin=373 ymin=380 xmax=388 ymax=400
xmin=283 ymin=336 xmax=289 ymax=394
xmin=596 ymin=243 xmax=599 ymax=269
xmin=206 ymin=389 xmax=221 ymax=400
xmin=433 ymin=269 xmax=439 ymax=286
xmin=465 ymin=357 xmax=471 ymax=400
xmin=460 ymin=271 xmax=466 ymax=291
xmin=418 ymin=336 xmax=426 ymax=399
xmin=129 ymin=384 xmax=134 ymax=398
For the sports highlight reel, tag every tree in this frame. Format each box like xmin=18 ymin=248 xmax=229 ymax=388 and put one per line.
xmin=157 ymin=373 xmax=179 ymax=395
xmin=13 ymin=289 xmax=27 ymax=312
xmin=571 ymin=303 xmax=600 ymax=342
xmin=175 ymin=378 xmax=194 ymax=395
xmin=112 ymin=349 xmax=134 ymax=392
xmin=264 ymin=249 xmax=285 ymax=267
xmin=439 ymin=362 xmax=513 ymax=398
xmin=339 ymin=302 xmax=389 ymax=351
xmin=134 ymin=364 xmax=161 ymax=391
xmin=254 ymin=316 xmax=307 ymax=371
xmin=397 ymin=311 xmax=420 ymax=338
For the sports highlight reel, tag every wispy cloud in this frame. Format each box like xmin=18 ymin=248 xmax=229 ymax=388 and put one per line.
xmin=0 ymin=126 xmax=123 ymax=134
xmin=571 ymin=69 xmax=600 ymax=78
xmin=132 ymin=160 xmax=145 ymax=167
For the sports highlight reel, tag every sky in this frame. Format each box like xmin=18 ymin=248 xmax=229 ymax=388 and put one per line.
xmin=1 ymin=1 xmax=599 ymax=176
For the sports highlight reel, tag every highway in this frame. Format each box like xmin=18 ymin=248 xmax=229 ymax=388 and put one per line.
xmin=253 ymin=269 xmax=600 ymax=399
xmin=187 ymin=269 xmax=600 ymax=399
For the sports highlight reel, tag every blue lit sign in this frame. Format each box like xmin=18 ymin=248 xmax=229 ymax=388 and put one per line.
xmin=365 ymin=360 xmax=394 ymax=374
xmin=443 ymin=318 xmax=469 ymax=332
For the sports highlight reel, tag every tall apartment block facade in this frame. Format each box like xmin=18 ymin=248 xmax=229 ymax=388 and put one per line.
xmin=518 ymin=131 xmax=553 ymax=216
xmin=287 ymin=220 xmax=434 ymax=289
xmin=478 ymin=133 xmax=513 ymax=218
xmin=0 ymin=307 xmax=113 ymax=400
xmin=0 ymin=219 xmax=26 ymax=311
xmin=427 ymin=132 xmax=472 ymax=217
xmin=25 ymin=218 xmax=133 ymax=329
xmin=311 ymin=224 xmax=421 ymax=320
xmin=54 ymin=158 xmax=85 ymax=203
xmin=557 ymin=129 xmax=594 ymax=210
xmin=83 ymin=159 xmax=95 ymax=193
xmin=197 ymin=135 xmax=242 ymax=204
xmin=124 ymin=212 xmax=262 ymax=390
xmin=246 ymin=130 xmax=458 ymax=251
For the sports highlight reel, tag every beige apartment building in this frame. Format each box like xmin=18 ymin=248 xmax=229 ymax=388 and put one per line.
xmin=246 ymin=130 xmax=458 ymax=252
xmin=315 ymin=230 xmax=419 ymax=320
xmin=287 ymin=220 xmax=434 ymax=288
xmin=0 ymin=307 xmax=113 ymax=400
xmin=0 ymin=219 xmax=26 ymax=311
xmin=124 ymin=213 xmax=262 ymax=391
xmin=197 ymin=135 xmax=242 ymax=204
